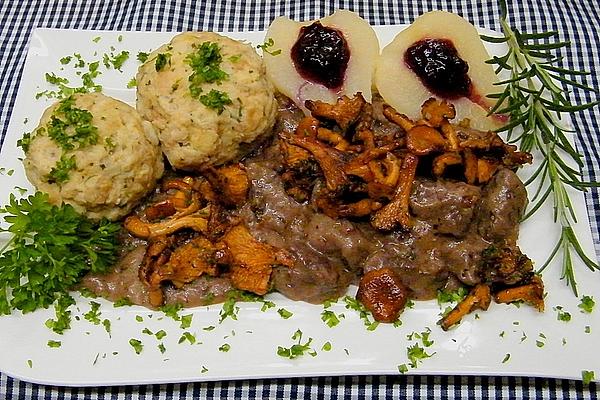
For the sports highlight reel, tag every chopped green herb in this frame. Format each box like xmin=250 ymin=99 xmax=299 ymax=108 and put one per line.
xmin=186 ymin=41 xmax=229 ymax=99
xmin=201 ymin=366 xmax=208 ymax=373
xmin=158 ymin=343 xmax=166 ymax=354
xmin=117 ymin=34 xmax=123 ymax=42
xmin=398 ymin=364 xmax=408 ymax=374
xmin=135 ymin=315 xmax=143 ymax=323
xmin=0 ymin=192 xmax=119 ymax=315
xmin=180 ymin=314 xmax=193 ymax=329
xmin=113 ymin=298 xmax=133 ymax=307
xmin=129 ymin=338 xmax=143 ymax=354
xmin=578 ymin=295 xmax=595 ymax=313
xmin=60 ymin=56 xmax=72 ymax=65
xmin=45 ymin=294 xmax=75 ymax=334
xmin=27 ymin=359 xmax=33 ymax=368
xmin=406 ymin=343 xmax=434 ymax=368
xmin=102 ymin=319 xmax=111 ymax=336
xmin=585 ymin=325 xmax=591 ymax=334
xmin=321 ymin=310 xmax=343 ymax=328
xmin=582 ymin=370 xmax=595 ymax=385
xmin=322 ymin=341 xmax=332 ymax=351
xmin=199 ymin=89 xmax=232 ymax=114
xmin=555 ymin=306 xmax=572 ymax=322
xmin=159 ymin=303 xmax=182 ymax=320
xmin=45 ymin=72 xmax=69 ymax=85
xmin=260 ymin=300 xmax=275 ymax=312
xmin=47 ymin=340 xmax=62 ymax=348
xmin=47 ymin=154 xmax=76 ymax=184
xmin=84 ymin=301 xmax=102 ymax=325
xmin=437 ymin=287 xmax=468 ymax=305
xmin=92 ymin=36 xmax=101 ymax=43
xmin=155 ymin=330 xmax=167 ymax=340
xmin=342 ymin=296 xmax=378 ymax=331
xmin=137 ymin=52 xmax=150 ymax=63
xmin=228 ymin=54 xmax=241 ymax=63
xmin=127 ymin=78 xmax=137 ymax=88
xmin=277 ymin=308 xmax=293 ymax=319
xmin=277 ymin=329 xmax=316 ymax=359
xmin=142 ymin=328 xmax=153 ymax=335
xmin=535 ymin=340 xmax=545 ymax=348
xmin=499 ymin=331 xmax=506 ymax=338
xmin=203 ymin=325 xmax=216 ymax=331
xmin=178 ymin=332 xmax=196 ymax=344
xmin=219 ymin=343 xmax=231 ymax=352
xmin=257 ymin=38 xmax=281 ymax=56
xmin=155 ymin=53 xmax=171 ymax=71
xmin=502 ymin=353 xmax=511 ymax=363
xmin=105 ymin=50 xmax=129 ymax=71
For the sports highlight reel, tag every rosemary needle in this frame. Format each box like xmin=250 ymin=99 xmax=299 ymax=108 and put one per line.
xmin=481 ymin=0 xmax=600 ymax=295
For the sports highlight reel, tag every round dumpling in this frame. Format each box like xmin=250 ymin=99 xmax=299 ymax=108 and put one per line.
xmin=23 ymin=93 xmax=164 ymax=220
xmin=136 ymin=32 xmax=277 ymax=170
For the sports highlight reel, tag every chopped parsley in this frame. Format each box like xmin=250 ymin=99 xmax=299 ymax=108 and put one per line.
xmin=406 ymin=343 xmax=434 ymax=368
xmin=155 ymin=330 xmax=167 ymax=340
xmin=103 ymin=50 xmax=130 ymax=71
xmin=342 ymin=296 xmax=378 ymax=331
xmin=83 ymin=301 xmax=102 ymax=325
xmin=437 ymin=287 xmax=468 ymax=305
xmin=47 ymin=154 xmax=76 ymax=184
xmin=158 ymin=343 xmax=166 ymax=354
xmin=127 ymin=78 xmax=137 ymax=88
xmin=137 ymin=51 xmax=150 ymax=63
xmin=322 ymin=341 xmax=332 ymax=351
xmin=129 ymin=338 xmax=143 ymax=354
xmin=186 ymin=41 xmax=229 ymax=93
xmin=554 ymin=306 xmax=572 ymax=322
xmin=320 ymin=310 xmax=343 ymax=328
xmin=0 ymin=192 xmax=119 ymax=315
xmin=178 ymin=332 xmax=196 ymax=344
xmin=155 ymin=53 xmax=171 ymax=71
xmin=159 ymin=303 xmax=182 ymax=320
xmin=45 ymin=72 xmax=69 ymax=85
xmin=578 ymin=295 xmax=595 ymax=313
xmin=199 ymin=89 xmax=232 ymax=114
xmin=45 ymin=294 xmax=75 ymax=334
xmin=102 ymin=319 xmax=111 ymax=336
xmin=201 ymin=366 xmax=208 ymax=373
xmin=582 ymin=370 xmax=595 ymax=385
xmin=277 ymin=308 xmax=293 ymax=319
xmin=276 ymin=329 xmax=316 ymax=359
xmin=219 ymin=343 xmax=231 ymax=352
xmin=397 ymin=364 xmax=408 ymax=374
xmin=257 ymin=38 xmax=281 ymax=56
xmin=180 ymin=313 xmax=193 ymax=329
xmin=113 ymin=298 xmax=133 ymax=307
xmin=502 ymin=353 xmax=511 ymax=363
xmin=47 ymin=340 xmax=62 ymax=348
xmin=261 ymin=300 xmax=275 ymax=311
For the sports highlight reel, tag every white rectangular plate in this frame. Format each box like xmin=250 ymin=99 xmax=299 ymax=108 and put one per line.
xmin=0 ymin=26 xmax=599 ymax=386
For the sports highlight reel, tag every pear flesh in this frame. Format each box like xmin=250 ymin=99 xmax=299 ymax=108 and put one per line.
xmin=375 ymin=11 xmax=504 ymax=131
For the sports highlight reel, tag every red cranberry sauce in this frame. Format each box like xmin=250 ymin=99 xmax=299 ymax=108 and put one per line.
xmin=404 ymin=38 xmax=471 ymax=99
xmin=291 ymin=22 xmax=350 ymax=90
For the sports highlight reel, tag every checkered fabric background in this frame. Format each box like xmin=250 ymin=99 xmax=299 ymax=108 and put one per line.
xmin=0 ymin=0 xmax=598 ymax=398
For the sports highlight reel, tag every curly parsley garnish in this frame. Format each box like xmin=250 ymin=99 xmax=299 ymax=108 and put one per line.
xmin=155 ymin=53 xmax=171 ymax=71
xmin=0 ymin=192 xmax=120 ymax=315
xmin=578 ymin=295 xmax=595 ymax=313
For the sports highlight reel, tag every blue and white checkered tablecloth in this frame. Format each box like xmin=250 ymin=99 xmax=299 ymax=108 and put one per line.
xmin=0 ymin=0 xmax=598 ymax=398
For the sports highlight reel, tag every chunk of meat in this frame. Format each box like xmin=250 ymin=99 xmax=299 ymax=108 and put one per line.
xmin=439 ymin=284 xmax=491 ymax=330
xmin=410 ymin=179 xmax=481 ymax=237
xmin=357 ymin=267 xmax=409 ymax=322
xmin=476 ymin=168 xmax=528 ymax=243
xmin=220 ymin=224 xmax=293 ymax=295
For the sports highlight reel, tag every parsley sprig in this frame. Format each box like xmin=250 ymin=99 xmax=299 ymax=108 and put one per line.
xmin=0 ymin=192 xmax=120 ymax=314
xmin=481 ymin=0 xmax=600 ymax=295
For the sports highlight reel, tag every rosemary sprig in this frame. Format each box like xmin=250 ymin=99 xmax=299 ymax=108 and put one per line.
xmin=481 ymin=0 xmax=600 ymax=295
